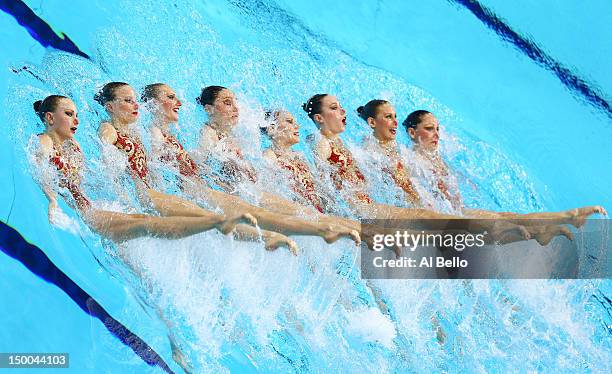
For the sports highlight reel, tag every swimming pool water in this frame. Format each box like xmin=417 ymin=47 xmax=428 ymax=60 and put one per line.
xmin=1 ymin=0 xmax=610 ymax=372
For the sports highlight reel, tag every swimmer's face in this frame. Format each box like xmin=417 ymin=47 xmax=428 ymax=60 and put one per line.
xmin=369 ymin=103 xmax=398 ymax=143
xmin=206 ymin=89 xmax=239 ymax=127
xmin=408 ymin=113 xmax=439 ymax=151
xmin=270 ymin=111 xmax=300 ymax=147
xmin=152 ymin=85 xmax=182 ymax=123
xmin=46 ymin=98 xmax=79 ymax=141
xmin=314 ymin=95 xmax=346 ymax=135
xmin=106 ymin=85 xmax=139 ymax=124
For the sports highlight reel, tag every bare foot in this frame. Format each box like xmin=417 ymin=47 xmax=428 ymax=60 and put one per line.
xmin=488 ymin=221 xmax=531 ymax=244
xmin=568 ymin=206 xmax=607 ymax=229
xmin=264 ymin=233 xmax=299 ymax=255
xmin=323 ymin=225 xmax=361 ymax=245
xmin=218 ymin=213 xmax=257 ymax=235
xmin=529 ymin=225 xmax=573 ymax=246
xmin=363 ymin=233 xmax=402 ymax=257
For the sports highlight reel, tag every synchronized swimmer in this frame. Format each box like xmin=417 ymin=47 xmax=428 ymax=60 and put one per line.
xmin=355 ymin=99 xmax=604 ymax=242
xmin=28 ymin=85 xmax=608 ymax=374
xmin=33 ymin=95 xmax=257 ymax=244
xmin=31 ymin=85 xmax=606 ymax=255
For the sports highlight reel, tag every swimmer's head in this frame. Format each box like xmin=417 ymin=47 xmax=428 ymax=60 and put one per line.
xmin=142 ymin=83 xmax=182 ymax=124
xmin=262 ymin=110 xmax=300 ymax=147
xmin=141 ymin=83 xmax=166 ymax=102
xmin=197 ymin=86 xmax=239 ymax=127
xmin=302 ymin=94 xmax=346 ymax=136
xmin=302 ymin=94 xmax=327 ymax=120
xmin=34 ymin=95 xmax=79 ymax=141
xmin=95 ymin=82 xmax=139 ymax=125
xmin=403 ymin=110 xmax=439 ymax=151
xmin=357 ymin=100 xmax=397 ymax=143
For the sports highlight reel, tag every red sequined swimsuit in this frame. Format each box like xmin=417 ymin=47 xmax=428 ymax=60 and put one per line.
xmin=112 ymin=128 xmax=152 ymax=188
xmin=326 ymin=138 xmax=373 ymax=204
xmin=160 ymin=132 xmax=199 ymax=178
xmin=216 ymin=132 xmax=258 ymax=184
xmin=48 ymin=141 xmax=91 ymax=210
xmin=430 ymin=158 xmax=455 ymax=205
xmin=381 ymin=146 xmax=420 ymax=204
xmin=274 ymin=151 xmax=324 ymax=213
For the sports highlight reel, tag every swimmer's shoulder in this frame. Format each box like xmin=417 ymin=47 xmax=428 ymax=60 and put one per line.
xmin=37 ymin=133 xmax=54 ymax=156
xmin=72 ymin=138 xmax=83 ymax=151
xmin=150 ymin=126 xmax=165 ymax=144
xmin=98 ymin=122 xmax=117 ymax=144
xmin=198 ymin=125 xmax=216 ymax=151
xmin=313 ymin=136 xmax=331 ymax=161
xmin=262 ymin=148 xmax=277 ymax=162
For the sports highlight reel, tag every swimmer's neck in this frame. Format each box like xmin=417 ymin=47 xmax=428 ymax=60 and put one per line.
xmin=414 ymin=144 xmax=441 ymax=161
xmin=320 ymin=129 xmax=340 ymax=141
xmin=151 ymin=118 xmax=173 ymax=134
xmin=373 ymin=134 xmax=397 ymax=150
xmin=271 ymin=142 xmax=293 ymax=156
xmin=110 ymin=118 xmax=132 ymax=134
xmin=46 ymin=130 xmax=72 ymax=146
xmin=208 ymin=120 xmax=233 ymax=137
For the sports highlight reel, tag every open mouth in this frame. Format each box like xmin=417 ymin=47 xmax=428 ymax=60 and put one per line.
xmin=132 ymin=111 xmax=139 ymax=116
xmin=390 ymin=128 xmax=397 ymax=135
xmin=70 ymin=127 xmax=78 ymax=134
xmin=342 ymin=117 xmax=346 ymax=125
xmin=172 ymin=108 xmax=180 ymax=113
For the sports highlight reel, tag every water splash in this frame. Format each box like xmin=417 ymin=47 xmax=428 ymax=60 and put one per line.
xmin=6 ymin=0 xmax=611 ymax=371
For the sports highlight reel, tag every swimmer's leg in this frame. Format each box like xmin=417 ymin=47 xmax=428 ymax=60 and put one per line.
xmin=464 ymin=206 xmax=607 ymax=228
xmin=147 ymin=189 xmax=215 ymax=217
xmin=365 ymin=203 xmax=531 ymax=242
xmin=201 ymin=190 xmax=361 ymax=246
xmin=87 ymin=209 xmax=255 ymax=242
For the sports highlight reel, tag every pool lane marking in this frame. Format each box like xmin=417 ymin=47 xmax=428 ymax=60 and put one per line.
xmin=450 ymin=0 xmax=612 ymax=119
xmin=0 ymin=220 xmax=175 ymax=374
xmin=0 ymin=0 xmax=90 ymax=59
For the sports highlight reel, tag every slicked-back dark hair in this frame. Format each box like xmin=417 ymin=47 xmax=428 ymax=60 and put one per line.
xmin=356 ymin=99 xmax=389 ymax=121
xmin=402 ymin=109 xmax=431 ymax=130
xmin=196 ymin=85 xmax=227 ymax=106
xmin=141 ymin=83 xmax=166 ymax=102
xmin=301 ymin=93 xmax=328 ymax=120
xmin=33 ymin=95 xmax=69 ymax=122
xmin=94 ymin=82 xmax=129 ymax=105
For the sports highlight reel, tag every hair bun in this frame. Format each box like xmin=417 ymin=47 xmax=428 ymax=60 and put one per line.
xmin=33 ymin=100 xmax=42 ymax=113
xmin=93 ymin=91 xmax=104 ymax=105
xmin=356 ymin=106 xmax=364 ymax=115
xmin=301 ymin=102 xmax=309 ymax=113
xmin=264 ymin=109 xmax=278 ymax=122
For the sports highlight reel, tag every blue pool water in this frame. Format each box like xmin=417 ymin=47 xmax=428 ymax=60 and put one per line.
xmin=1 ymin=0 xmax=610 ymax=372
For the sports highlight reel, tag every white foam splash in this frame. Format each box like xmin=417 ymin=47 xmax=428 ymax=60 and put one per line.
xmin=346 ymin=307 xmax=397 ymax=348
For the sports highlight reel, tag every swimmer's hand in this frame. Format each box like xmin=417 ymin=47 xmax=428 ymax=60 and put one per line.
xmin=47 ymin=201 xmax=80 ymax=234
xmin=48 ymin=199 xmax=61 ymax=224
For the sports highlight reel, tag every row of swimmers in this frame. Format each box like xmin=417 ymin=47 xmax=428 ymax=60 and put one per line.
xmin=32 ymin=82 xmax=606 ymax=254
